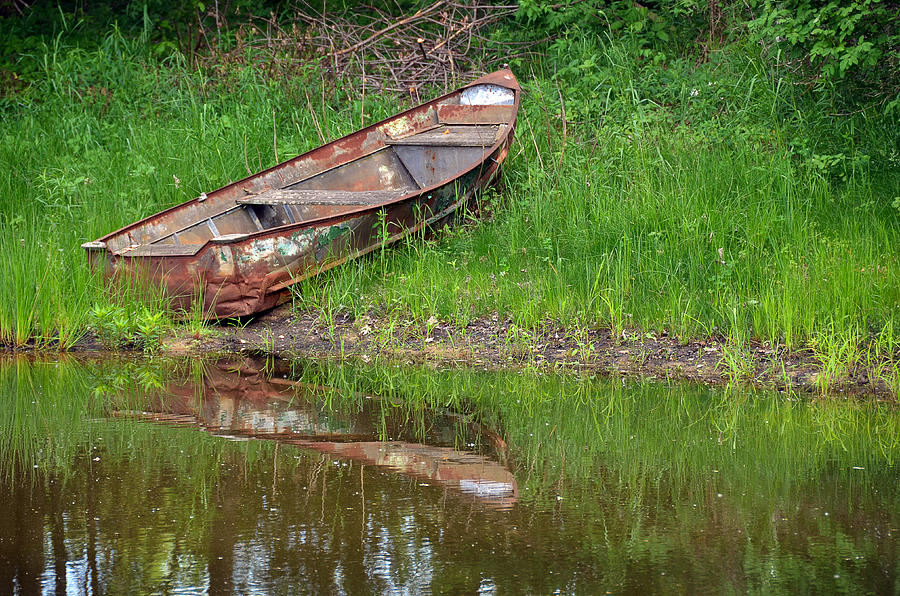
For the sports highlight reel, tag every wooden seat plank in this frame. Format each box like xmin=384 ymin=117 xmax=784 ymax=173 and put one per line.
xmin=436 ymin=104 xmax=515 ymax=125
xmin=385 ymin=125 xmax=500 ymax=147
xmin=120 ymin=244 xmax=204 ymax=257
xmin=237 ymin=189 xmax=411 ymax=206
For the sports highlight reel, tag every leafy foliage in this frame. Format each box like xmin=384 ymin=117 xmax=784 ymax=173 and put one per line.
xmin=516 ymin=0 xmax=707 ymax=49
xmin=748 ymin=0 xmax=899 ymax=105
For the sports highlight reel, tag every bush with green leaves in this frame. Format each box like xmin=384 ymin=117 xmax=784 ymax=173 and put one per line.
xmin=748 ymin=0 xmax=898 ymax=102
xmin=516 ymin=0 xmax=709 ymax=50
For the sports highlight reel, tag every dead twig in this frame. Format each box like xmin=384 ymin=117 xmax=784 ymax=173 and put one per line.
xmin=192 ymin=1 xmax=529 ymax=97
xmin=333 ymin=0 xmax=447 ymax=57
xmin=294 ymin=0 xmax=525 ymax=94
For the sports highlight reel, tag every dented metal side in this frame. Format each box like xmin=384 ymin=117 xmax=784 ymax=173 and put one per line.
xmin=85 ymin=70 xmax=521 ymax=318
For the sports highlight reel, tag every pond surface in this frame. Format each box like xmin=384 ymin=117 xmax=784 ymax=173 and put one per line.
xmin=0 ymin=356 xmax=897 ymax=594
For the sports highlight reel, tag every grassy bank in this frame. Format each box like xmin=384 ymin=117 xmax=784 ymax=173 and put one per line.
xmin=294 ymin=37 xmax=900 ymax=389
xmin=1 ymin=15 xmax=898 ymax=390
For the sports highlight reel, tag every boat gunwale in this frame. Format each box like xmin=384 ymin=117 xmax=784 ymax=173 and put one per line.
xmin=95 ymin=70 xmax=521 ymax=258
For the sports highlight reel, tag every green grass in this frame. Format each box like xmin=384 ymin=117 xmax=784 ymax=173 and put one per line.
xmin=315 ymin=107 xmax=899 ymax=343
xmin=1 ymin=22 xmax=898 ymax=390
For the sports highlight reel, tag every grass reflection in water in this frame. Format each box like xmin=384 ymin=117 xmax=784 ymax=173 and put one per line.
xmin=0 ymin=356 xmax=897 ymax=594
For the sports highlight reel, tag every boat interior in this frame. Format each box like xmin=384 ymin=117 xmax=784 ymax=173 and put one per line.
xmin=121 ymin=84 xmax=516 ymax=255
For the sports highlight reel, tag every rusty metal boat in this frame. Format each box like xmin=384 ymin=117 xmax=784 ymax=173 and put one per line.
xmin=82 ymin=70 xmax=520 ymax=317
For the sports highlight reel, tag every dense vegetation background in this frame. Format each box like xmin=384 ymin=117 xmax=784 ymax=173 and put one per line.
xmin=0 ymin=1 xmax=898 ymax=391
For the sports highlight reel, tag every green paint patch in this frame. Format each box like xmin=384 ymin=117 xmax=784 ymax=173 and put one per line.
xmin=275 ymin=238 xmax=297 ymax=257
xmin=317 ymin=223 xmax=350 ymax=249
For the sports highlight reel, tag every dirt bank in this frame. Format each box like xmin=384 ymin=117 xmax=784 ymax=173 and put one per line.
xmin=116 ymin=304 xmax=898 ymax=399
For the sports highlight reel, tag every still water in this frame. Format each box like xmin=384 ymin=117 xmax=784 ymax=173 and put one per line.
xmin=0 ymin=356 xmax=897 ymax=594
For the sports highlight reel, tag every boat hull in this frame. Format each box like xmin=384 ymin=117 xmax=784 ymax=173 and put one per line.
xmin=88 ymin=141 xmax=509 ymax=317
xmin=84 ymin=70 xmax=519 ymax=318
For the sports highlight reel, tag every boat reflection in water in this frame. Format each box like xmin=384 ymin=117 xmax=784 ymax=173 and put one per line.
xmin=121 ymin=359 xmax=518 ymax=509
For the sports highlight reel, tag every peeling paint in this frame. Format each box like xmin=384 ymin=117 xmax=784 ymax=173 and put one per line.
xmin=377 ymin=164 xmax=397 ymax=187
xmin=275 ymin=237 xmax=300 ymax=257
xmin=383 ymin=108 xmax=435 ymax=138
xmin=217 ymin=246 xmax=235 ymax=277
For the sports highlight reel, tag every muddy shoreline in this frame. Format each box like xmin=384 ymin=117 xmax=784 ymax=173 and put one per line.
xmin=44 ymin=304 xmax=890 ymax=399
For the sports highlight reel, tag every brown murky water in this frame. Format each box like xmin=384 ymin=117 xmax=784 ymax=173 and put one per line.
xmin=0 ymin=357 xmax=897 ymax=594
